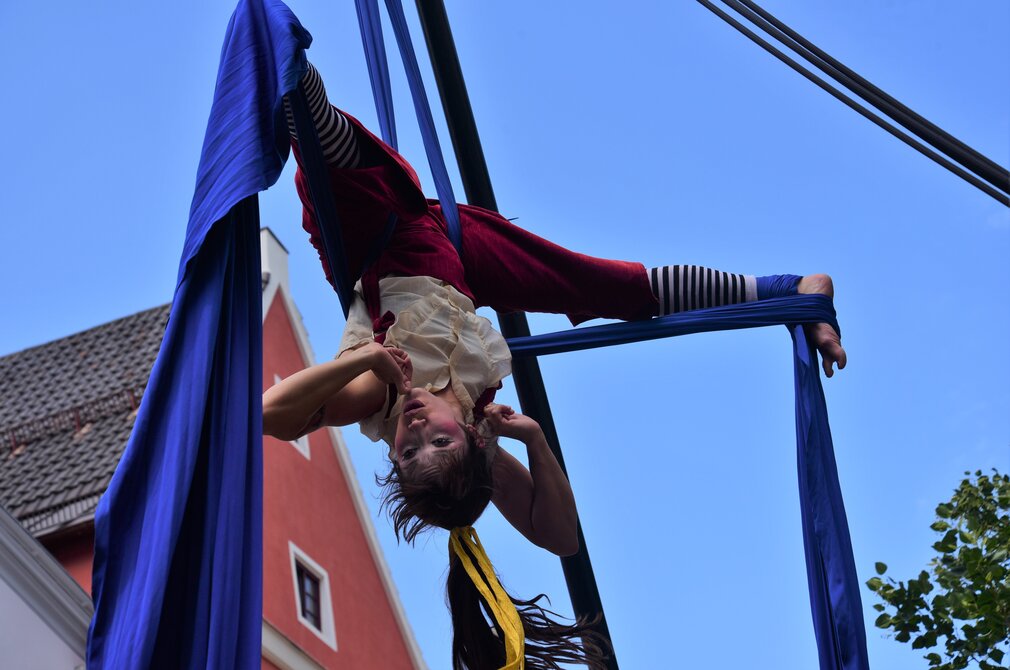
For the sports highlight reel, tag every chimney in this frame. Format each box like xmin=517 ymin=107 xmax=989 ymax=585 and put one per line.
xmin=259 ymin=227 xmax=317 ymax=364
xmin=260 ymin=227 xmax=290 ymax=300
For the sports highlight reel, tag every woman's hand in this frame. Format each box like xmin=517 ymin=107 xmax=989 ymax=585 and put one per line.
xmin=264 ymin=343 xmax=403 ymax=439
xmin=355 ymin=342 xmax=412 ymax=394
xmin=484 ymin=403 xmax=543 ymax=443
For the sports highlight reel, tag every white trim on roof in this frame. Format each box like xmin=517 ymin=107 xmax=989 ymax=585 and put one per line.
xmin=260 ymin=229 xmax=317 ymax=367
xmin=271 ymin=375 xmax=311 ymax=460
xmin=272 ymin=284 xmax=318 ymax=369
xmin=327 ymin=426 xmax=428 ymax=670
xmin=0 ymin=505 xmax=92 ymax=656
xmin=260 ymin=227 xmax=424 ymax=669
xmin=261 ymin=617 xmax=326 ymax=670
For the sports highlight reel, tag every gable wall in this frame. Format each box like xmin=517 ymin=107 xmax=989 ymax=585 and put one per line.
xmin=42 ymin=527 xmax=94 ymax=594
xmin=262 ymin=290 xmax=417 ymax=669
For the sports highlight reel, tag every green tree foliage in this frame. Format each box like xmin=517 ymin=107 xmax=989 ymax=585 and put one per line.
xmin=867 ymin=470 xmax=1010 ymax=669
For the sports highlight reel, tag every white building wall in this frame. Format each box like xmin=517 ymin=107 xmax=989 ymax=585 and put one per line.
xmin=0 ymin=577 xmax=84 ymax=670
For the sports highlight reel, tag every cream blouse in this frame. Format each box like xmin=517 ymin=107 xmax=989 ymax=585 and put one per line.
xmin=337 ymin=276 xmax=512 ymax=455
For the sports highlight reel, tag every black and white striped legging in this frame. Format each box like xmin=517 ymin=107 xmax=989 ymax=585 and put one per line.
xmin=286 ymin=64 xmax=763 ymax=316
xmin=283 ymin=62 xmax=361 ymax=169
xmin=650 ymin=266 xmax=757 ymax=316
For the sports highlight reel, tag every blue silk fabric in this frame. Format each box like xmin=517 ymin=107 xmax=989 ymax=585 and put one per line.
xmin=350 ymin=0 xmax=869 ymax=666
xmin=507 ymin=297 xmax=866 ymax=669
xmin=87 ymin=2 xmax=310 ymax=667
xmin=355 ymin=0 xmax=463 ymax=255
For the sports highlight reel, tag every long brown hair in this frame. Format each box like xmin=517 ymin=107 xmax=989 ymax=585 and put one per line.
xmin=378 ymin=429 xmax=609 ymax=669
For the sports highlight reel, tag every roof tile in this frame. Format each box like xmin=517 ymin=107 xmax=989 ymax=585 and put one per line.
xmin=0 ymin=305 xmax=170 ymax=534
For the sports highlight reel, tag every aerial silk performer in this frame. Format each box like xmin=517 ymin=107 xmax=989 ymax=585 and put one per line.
xmin=262 ymin=61 xmax=847 ymax=670
xmin=86 ymin=0 xmax=866 ymax=667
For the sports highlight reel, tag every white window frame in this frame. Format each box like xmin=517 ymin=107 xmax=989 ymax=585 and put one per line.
xmin=273 ymin=375 xmax=311 ymax=459
xmin=288 ymin=542 xmax=338 ymax=651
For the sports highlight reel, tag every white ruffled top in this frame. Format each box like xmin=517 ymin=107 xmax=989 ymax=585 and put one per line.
xmin=338 ymin=276 xmax=512 ymax=455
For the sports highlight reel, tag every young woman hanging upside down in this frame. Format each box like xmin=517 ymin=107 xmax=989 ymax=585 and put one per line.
xmin=262 ymin=63 xmax=846 ymax=670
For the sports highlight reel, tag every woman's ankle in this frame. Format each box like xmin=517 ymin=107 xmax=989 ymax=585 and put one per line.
xmin=797 ymin=273 xmax=834 ymax=299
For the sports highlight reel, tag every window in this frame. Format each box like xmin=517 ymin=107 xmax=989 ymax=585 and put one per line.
xmin=272 ymin=375 xmax=311 ymax=459
xmin=288 ymin=542 xmax=338 ymax=650
xmin=295 ymin=562 xmax=321 ymax=630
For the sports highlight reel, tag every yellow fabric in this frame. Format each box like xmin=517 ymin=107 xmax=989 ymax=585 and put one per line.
xmin=449 ymin=527 xmax=525 ymax=670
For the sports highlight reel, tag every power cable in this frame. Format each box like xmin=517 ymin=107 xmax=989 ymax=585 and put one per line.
xmin=733 ymin=0 xmax=1008 ymax=190
xmin=697 ymin=0 xmax=1009 ymax=207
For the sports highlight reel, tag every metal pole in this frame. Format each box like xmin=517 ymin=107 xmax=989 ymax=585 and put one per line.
xmin=413 ymin=2 xmax=619 ymax=667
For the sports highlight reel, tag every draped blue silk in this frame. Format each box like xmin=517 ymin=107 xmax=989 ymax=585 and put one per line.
xmin=354 ymin=0 xmax=463 ymax=255
xmin=790 ymin=323 xmax=869 ymax=670
xmin=355 ymin=0 xmax=398 ymax=150
xmin=87 ymin=2 xmax=311 ymax=668
xmin=507 ymin=296 xmax=867 ymax=670
xmin=345 ymin=2 xmax=869 ymax=667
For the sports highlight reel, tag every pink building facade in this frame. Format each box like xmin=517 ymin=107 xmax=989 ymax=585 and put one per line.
xmin=0 ymin=228 xmax=424 ymax=669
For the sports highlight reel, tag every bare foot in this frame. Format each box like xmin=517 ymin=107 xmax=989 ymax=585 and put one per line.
xmin=797 ymin=274 xmax=847 ymax=377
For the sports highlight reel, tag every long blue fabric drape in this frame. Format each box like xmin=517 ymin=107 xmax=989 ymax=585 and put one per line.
xmin=506 ymin=298 xmax=866 ymax=669
xmin=355 ymin=0 xmax=463 ymax=255
xmin=87 ymin=2 xmax=310 ymax=667
xmin=355 ymin=0 xmax=398 ymax=150
xmin=346 ymin=2 xmax=869 ymax=668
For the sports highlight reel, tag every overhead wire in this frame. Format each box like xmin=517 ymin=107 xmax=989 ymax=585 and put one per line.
xmin=731 ymin=0 xmax=1009 ymax=191
xmin=697 ymin=0 xmax=1010 ymax=207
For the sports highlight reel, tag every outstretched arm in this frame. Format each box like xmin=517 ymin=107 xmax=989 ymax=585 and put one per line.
xmin=284 ymin=62 xmax=362 ymax=169
xmin=263 ymin=343 xmax=411 ymax=440
xmin=487 ymin=405 xmax=579 ymax=557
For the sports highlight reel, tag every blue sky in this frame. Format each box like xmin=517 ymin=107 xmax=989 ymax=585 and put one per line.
xmin=1 ymin=1 xmax=1007 ymax=668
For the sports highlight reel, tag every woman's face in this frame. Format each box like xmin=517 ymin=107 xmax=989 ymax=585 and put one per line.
xmin=393 ymin=388 xmax=468 ymax=471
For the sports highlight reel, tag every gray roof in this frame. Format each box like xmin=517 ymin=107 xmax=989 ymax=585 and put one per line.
xmin=0 ymin=305 xmax=170 ymax=535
